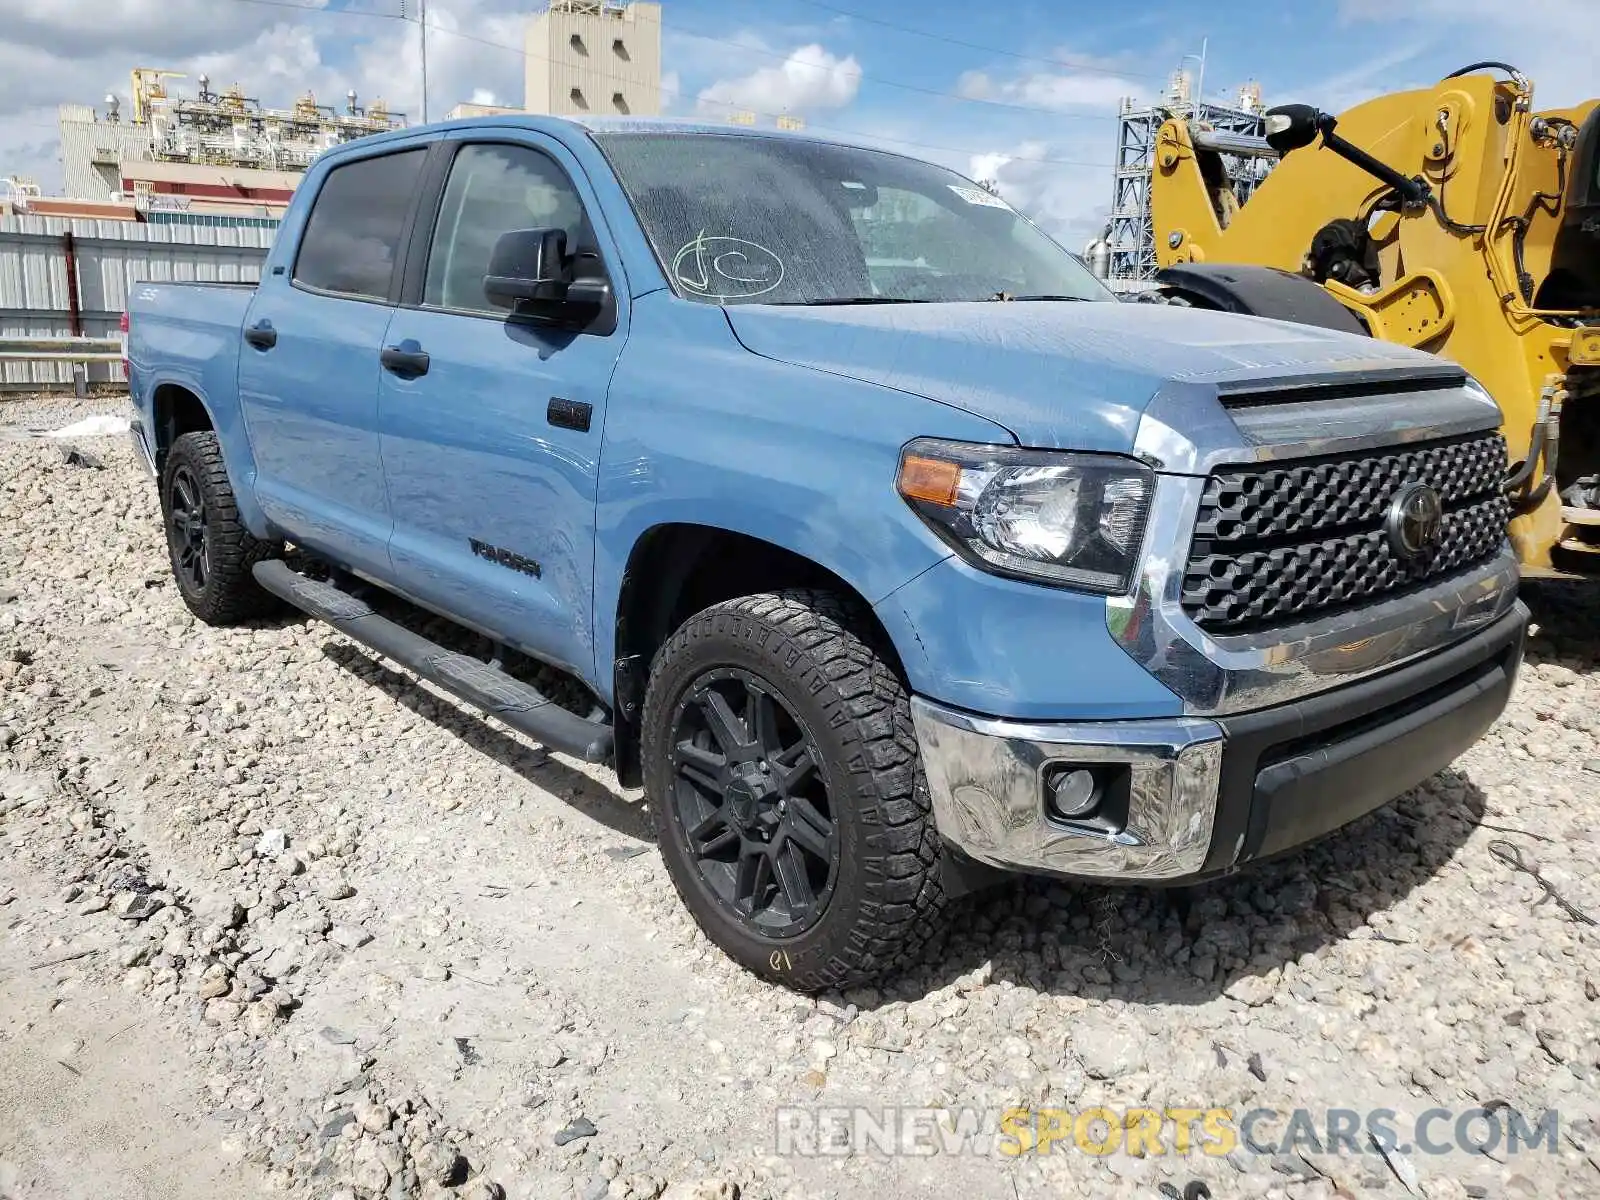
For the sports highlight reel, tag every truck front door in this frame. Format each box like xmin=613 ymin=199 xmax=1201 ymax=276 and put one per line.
xmin=376 ymin=135 xmax=628 ymax=682
xmin=238 ymin=145 xmax=429 ymax=578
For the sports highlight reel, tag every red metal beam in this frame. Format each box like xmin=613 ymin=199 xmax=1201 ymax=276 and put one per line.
xmin=61 ymin=231 xmax=83 ymax=337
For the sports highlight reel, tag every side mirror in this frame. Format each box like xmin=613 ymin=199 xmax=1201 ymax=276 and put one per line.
xmin=1263 ymin=104 xmax=1328 ymax=155
xmin=483 ymin=228 xmax=612 ymax=325
xmin=484 ymin=228 xmax=571 ymax=307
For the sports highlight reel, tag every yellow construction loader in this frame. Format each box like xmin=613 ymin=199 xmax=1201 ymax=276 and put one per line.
xmin=1145 ymin=62 xmax=1600 ymax=579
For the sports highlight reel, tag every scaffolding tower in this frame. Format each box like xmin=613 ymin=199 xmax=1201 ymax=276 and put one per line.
xmin=1106 ymin=75 xmax=1268 ymax=290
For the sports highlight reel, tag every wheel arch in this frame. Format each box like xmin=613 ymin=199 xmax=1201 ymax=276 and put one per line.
xmin=150 ymin=380 xmax=219 ymax=474
xmin=610 ymin=523 xmax=907 ymax=788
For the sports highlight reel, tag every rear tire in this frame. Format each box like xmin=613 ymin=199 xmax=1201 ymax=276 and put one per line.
xmin=642 ymin=589 xmax=946 ymax=993
xmin=160 ymin=431 xmax=282 ymax=625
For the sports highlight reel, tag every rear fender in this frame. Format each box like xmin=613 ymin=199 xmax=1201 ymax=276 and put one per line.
xmin=142 ymin=372 xmax=270 ymax=536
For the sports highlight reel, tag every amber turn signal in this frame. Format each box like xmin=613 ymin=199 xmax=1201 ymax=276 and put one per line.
xmin=897 ymin=454 xmax=961 ymax=507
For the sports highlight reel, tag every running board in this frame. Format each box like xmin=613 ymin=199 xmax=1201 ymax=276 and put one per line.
xmin=253 ymin=560 xmax=613 ymax=764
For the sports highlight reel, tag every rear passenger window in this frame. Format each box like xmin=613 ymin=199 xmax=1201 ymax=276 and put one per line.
xmin=293 ymin=149 xmax=426 ymax=301
xmin=423 ymin=143 xmax=598 ymax=315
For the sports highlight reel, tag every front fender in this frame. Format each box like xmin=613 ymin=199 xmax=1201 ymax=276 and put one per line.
xmin=874 ymin=556 xmax=1183 ymax=721
xmin=594 ymin=293 xmax=1012 ymax=689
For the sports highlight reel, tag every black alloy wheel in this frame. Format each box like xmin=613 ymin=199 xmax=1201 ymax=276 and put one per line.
xmin=158 ymin=430 xmax=282 ymax=625
xmin=168 ymin=464 xmax=210 ymax=592
xmin=642 ymin=590 xmax=948 ymax=992
xmin=668 ymin=667 xmax=840 ymax=938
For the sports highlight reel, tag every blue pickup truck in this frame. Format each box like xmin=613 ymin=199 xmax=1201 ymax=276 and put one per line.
xmin=128 ymin=114 xmax=1527 ymax=991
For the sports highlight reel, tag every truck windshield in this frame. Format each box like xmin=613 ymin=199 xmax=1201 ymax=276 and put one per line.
xmin=592 ymin=131 xmax=1113 ymax=306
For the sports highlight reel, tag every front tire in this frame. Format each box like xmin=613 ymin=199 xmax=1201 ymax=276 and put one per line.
xmin=642 ymin=590 xmax=946 ymax=992
xmin=160 ymin=431 xmax=281 ymax=625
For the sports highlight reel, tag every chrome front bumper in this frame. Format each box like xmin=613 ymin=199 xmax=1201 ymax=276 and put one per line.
xmin=911 ymin=601 xmax=1526 ymax=884
xmin=911 ymin=697 xmax=1225 ymax=881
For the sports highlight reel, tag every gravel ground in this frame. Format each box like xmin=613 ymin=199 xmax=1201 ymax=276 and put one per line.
xmin=1 ymin=394 xmax=1597 ymax=1200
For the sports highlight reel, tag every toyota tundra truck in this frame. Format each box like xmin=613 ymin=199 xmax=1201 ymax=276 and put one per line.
xmin=126 ymin=114 xmax=1528 ymax=991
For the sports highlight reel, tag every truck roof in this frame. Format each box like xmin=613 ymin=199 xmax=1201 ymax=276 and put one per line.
xmin=324 ymin=112 xmax=884 ymax=160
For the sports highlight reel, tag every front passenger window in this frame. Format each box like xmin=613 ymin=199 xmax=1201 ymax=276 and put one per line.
xmin=423 ymin=143 xmax=598 ymax=316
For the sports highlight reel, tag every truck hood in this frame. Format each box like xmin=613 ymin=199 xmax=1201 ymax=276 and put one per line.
xmin=724 ymin=300 xmax=1441 ymax=454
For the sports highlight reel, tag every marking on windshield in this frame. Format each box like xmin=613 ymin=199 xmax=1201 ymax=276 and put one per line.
xmin=948 ymin=184 xmax=1012 ymax=211
xmin=672 ymin=231 xmax=785 ymax=301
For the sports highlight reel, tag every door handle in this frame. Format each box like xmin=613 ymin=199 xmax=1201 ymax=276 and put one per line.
xmin=380 ymin=344 xmax=430 ymax=378
xmin=243 ymin=320 xmax=277 ymax=350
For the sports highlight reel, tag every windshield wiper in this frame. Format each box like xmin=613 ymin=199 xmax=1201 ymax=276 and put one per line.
xmin=990 ymin=293 xmax=1093 ymax=302
xmin=766 ymin=296 xmax=934 ymax=306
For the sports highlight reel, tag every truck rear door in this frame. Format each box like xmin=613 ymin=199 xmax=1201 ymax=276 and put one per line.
xmin=375 ymin=133 xmax=628 ymax=681
xmin=238 ymin=144 xmax=430 ymax=578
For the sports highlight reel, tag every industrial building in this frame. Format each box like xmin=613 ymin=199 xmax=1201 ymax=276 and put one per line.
xmin=32 ymin=69 xmax=405 ymax=224
xmin=8 ymin=3 xmax=670 ymax=222
xmin=525 ymin=1 xmax=664 ymax=118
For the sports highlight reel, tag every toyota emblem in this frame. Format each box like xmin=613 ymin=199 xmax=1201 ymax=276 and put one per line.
xmin=1386 ymin=482 xmax=1445 ymax=559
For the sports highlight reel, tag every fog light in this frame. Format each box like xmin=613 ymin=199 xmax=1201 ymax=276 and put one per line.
xmin=1046 ymin=766 xmax=1101 ymax=820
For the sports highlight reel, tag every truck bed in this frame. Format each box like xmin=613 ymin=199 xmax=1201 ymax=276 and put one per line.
xmin=127 ymin=281 xmax=257 ymax=452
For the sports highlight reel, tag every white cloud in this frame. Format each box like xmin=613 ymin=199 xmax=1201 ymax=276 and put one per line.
xmin=929 ymin=49 xmax=1134 ymax=246
xmin=0 ymin=108 xmax=63 ymax=191
xmin=965 ymin=139 xmax=1114 ymax=249
xmin=1005 ymin=72 xmax=1133 ymax=112
xmin=951 ymin=51 xmax=1143 ymax=114
xmin=968 ymin=151 xmax=1013 ymax=185
xmin=1337 ymin=0 xmax=1598 ymax=107
xmin=0 ymin=0 xmax=533 ymax=191
xmin=470 ymin=87 xmax=498 ymax=106
xmin=956 ymin=71 xmax=994 ymax=101
xmin=660 ymin=71 xmax=683 ymax=110
xmin=1295 ymin=40 xmax=1432 ymax=114
xmin=697 ymin=44 xmax=862 ymax=119
xmin=5 ymin=0 xmax=318 ymax=59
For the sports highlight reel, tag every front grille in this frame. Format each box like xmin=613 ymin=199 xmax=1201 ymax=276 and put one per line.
xmin=1182 ymin=432 xmax=1510 ymax=633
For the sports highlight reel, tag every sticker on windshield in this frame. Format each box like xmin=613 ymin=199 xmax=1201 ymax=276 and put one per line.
xmin=672 ymin=231 xmax=785 ymax=301
xmin=948 ymin=184 xmax=1012 ymax=210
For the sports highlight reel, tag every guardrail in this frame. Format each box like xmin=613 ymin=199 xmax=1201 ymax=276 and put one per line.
xmin=0 ymin=335 xmax=123 ymax=397
xmin=0 ymin=335 xmax=122 ymax=364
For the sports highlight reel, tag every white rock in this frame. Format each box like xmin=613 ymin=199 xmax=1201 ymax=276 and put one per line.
xmin=203 ymin=999 xmax=242 ymax=1026
xmin=1068 ymin=1012 xmax=1147 ymax=1080
xmin=122 ymin=966 xmax=153 ymax=992
xmin=1224 ymin=974 xmax=1278 ymax=1008
xmin=659 ymin=1182 xmax=739 ymax=1200
xmin=329 ymin=924 xmax=372 ymax=951
xmin=242 ymin=1000 xmax=282 ymax=1037
xmin=196 ymin=963 xmax=231 ymax=999
xmin=312 ymin=874 xmax=354 ymax=901
xmin=352 ymin=1098 xmax=391 ymax=1133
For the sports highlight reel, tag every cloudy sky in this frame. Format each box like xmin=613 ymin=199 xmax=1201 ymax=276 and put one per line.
xmin=2 ymin=0 xmax=1595 ymax=246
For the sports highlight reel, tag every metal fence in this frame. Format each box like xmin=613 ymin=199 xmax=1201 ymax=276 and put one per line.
xmin=0 ymin=215 xmax=276 ymax=390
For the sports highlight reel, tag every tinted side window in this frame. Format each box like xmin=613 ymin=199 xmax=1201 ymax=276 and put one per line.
xmin=293 ymin=149 xmax=426 ymax=301
xmin=423 ymin=143 xmax=596 ymax=315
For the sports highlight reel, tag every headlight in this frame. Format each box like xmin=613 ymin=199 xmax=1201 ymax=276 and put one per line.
xmin=896 ymin=438 xmax=1154 ymax=593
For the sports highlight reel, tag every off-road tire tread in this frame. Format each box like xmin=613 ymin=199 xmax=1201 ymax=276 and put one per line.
xmin=643 ymin=588 xmax=947 ymax=992
xmin=162 ymin=431 xmax=282 ymax=625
